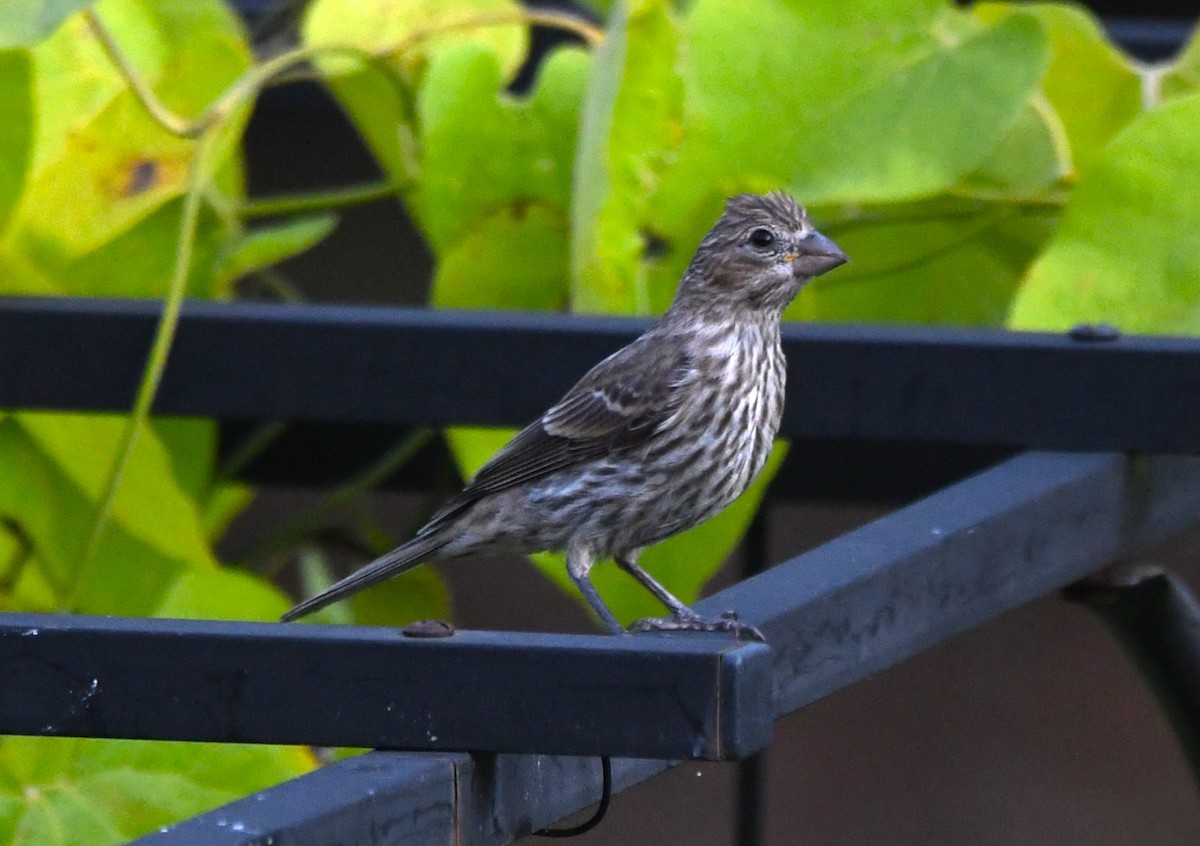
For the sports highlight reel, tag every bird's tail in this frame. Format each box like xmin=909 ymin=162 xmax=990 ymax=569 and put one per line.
xmin=280 ymin=532 xmax=450 ymax=622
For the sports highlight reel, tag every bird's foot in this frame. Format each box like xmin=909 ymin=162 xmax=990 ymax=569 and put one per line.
xmin=628 ymin=609 xmax=766 ymax=643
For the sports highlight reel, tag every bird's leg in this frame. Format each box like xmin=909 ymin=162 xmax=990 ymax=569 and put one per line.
xmin=613 ymin=551 xmax=694 ymax=617
xmin=616 ymin=553 xmax=766 ymax=642
xmin=567 ymin=545 xmax=624 ymax=634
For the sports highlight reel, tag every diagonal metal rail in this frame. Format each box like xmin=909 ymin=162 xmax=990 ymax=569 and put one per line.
xmin=129 ymin=450 xmax=1200 ymax=844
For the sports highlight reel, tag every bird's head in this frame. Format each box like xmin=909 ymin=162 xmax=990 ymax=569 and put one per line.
xmin=675 ymin=192 xmax=847 ymax=315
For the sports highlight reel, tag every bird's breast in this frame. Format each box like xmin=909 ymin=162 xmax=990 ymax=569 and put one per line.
xmin=704 ymin=323 xmax=785 ymax=481
xmin=656 ymin=322 xmax=785 ymax=519
xmin=540 ymin=320 xmax=788 ymax=555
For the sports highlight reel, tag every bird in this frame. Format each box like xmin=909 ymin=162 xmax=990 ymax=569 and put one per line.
xmin=282 ymin=192 xmax=847 ymax=638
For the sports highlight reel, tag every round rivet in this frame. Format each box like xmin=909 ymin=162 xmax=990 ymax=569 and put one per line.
xmin=401 ymin=620 xmax=456 ymax=638
xmin=1068 ymin=323 xmax=1120 ymax=342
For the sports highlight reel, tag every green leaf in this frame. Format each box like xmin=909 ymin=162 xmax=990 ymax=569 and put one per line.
xmin=347 ymin=567 xmax=450 ymax=626
xmin=0 ymin=736 xmax=312 ymax=845
xmin=667 ymin=0 xmax=944 ymax=216
xmin=431 ymin=204 xmax=569 ymax=310
xmin=17 ymin=413 xmax=214 ymax=569
xmin=0 ymin=418 xmax=210 ymax=615
xmin=958 ymin=100 xmax=1069 ymax=196
xmin=6 ymin=86 xmax=192 ymax=285
xmin=0 ymin=1 xmax=92 ymax=48
xmin=303 ymin=0 xmax=530 ymax=186
xmin=1008 ymin=92 xmax=1200 ymax=334
xmin=1162 ymin=21 xmax=1200 ymax=101
xmin=289 ymin=546 xmax=450 ymax=626
xmin=304 ymin=0 xmax=528 ymax=83
xmin=149 ymin=418 xmax=216 ymax=502
xmin=794 ymin=13 xmax=1051 ymax=205
xmin=200 ymin=483 xmax=254 ymax=543
xmin=30 ymin=200 xmax=229 ymax=298
xmin=0 ymin=0 xmax=252 ymax=296
xmin=582 ymin=2 xmax=1050 ymax=319
xmin=145 ymin=418 xmax=256 ymax=544
xmin=649 ymin=2 xmax=1044 ymax=228
xmin=976 ymin=2 xmax=1142 ymax=177
xmin=570 ymin=0 xmax=684 ymax=314
xmin=153 ymin=567 xmax=292 ymax=621
xmin=0 ymin=50 xmax=34 ymax=235
xmin=417 ymin=41 xmax=590 ymax=253
xmin=215 ymin=213 xmax=338 ymax=285
xmin=788 ymin=198 xmax=1061 ymax=326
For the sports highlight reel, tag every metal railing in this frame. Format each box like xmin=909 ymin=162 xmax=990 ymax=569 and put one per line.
xmin=1 ymin=297 xmax=1199 ymax=844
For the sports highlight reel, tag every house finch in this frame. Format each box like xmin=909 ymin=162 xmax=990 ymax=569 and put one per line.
xmin=282 ymin=192 xmax=847 ymax=638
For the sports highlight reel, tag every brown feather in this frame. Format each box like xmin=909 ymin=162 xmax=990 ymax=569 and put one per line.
xmin=418 ymin=333 xmax=694 ymax=534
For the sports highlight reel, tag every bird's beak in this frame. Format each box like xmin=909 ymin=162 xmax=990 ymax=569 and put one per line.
xmin=792 ymin=230 xmax=848 ymax=278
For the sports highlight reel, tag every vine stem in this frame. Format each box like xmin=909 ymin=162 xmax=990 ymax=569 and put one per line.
xmin=86 ymin=7 xmax=603 ymax=144
xmin=86 ymin=11 xmax=412 ymax=141
xmin=64 ymin=15 xmax=420 ymax=608
xmin=389 ymin=9 xmax=604 ymax=54
xmin=65 ymin=130 xmax=219 ymax=610
xmin=243 ymin=429 xmax=435 ymax=575
xmin=67 ymin=4 xmax=604 ymax=604
xmin=821 ymin=192 xmax=1067 ymax=234
xmin=84 ymin=10 xmax=196 ymax=136
xmin=240 ymin=180 xmax=407 ymax=219
xmin=89 ymin=4 xmax=601 ymax=218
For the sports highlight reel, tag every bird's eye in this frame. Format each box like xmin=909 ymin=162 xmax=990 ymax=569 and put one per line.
xmin=748 ymin=228 xmax=775 ymax=249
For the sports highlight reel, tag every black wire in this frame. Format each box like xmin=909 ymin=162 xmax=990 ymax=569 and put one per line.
xmin=534 ymin=756 xmax=612 ymax=838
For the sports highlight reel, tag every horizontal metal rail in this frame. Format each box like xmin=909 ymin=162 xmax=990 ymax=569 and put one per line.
xmin=128 ymin=450 xmax=1200 ymax=844
xmin=0 ymin=618 xmax=772 ymax=761
xmin=1 ymin=297 xmax=1199 ymax=452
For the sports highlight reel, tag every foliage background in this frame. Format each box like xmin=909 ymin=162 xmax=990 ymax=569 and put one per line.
xmin=0 ymin=0 xmax=1197 ymax=841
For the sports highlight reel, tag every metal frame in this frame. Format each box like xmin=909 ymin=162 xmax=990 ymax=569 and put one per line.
xmin=3 ymin=295 xmax=1199 ymax=503
xmin=1 ymin=297 xmax=1196 ymax=451
xmin=0 ymin=616 xmax=772 ymax=760
xmin=2 ymin=298 xmax=1200 ymax=844
xmin=124 ymin=450 xmax=1200 ymax=845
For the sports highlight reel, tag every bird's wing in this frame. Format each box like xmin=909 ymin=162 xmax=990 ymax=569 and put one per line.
xmin=472 ymin=333 xmax=694 ymax=493
xmin=419 ymin=333 xmax=693 ymax=532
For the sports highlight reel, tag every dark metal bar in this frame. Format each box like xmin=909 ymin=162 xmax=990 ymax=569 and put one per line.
xmin=136 ymin=750 xmax=464 ymax=845
xmin=1102 ymin=16 xmax=1195 ymax=60
xmin=134 ymin=750 xmax=665 ymax=846
xmin=1065 ymin=564 xmax=1200 ymax=784
xmin=2 ymin=297 xmax=1200 ymax=452
xmin=0 ymin=616 xmax=773 ymax=761
xmin=127 ymin=451 xmax=1200 ymax=844
xmin=707 ymin=452 xmax=1200 ymax=716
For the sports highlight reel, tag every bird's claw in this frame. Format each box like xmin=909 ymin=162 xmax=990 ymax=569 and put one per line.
xmin=628 ymin=609 xmax=766 ymax=643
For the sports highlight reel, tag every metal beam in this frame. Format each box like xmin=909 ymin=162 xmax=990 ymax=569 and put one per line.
xmin=2 ymin=297 xmax=1199 ymax=452
xmin=133 ymin=750 xmax=660 ymax=846
xmin=708 ymin=451 xmax=1200 ymax=714
xmin=131 ymin=451 xmax=1200 ymax=844
xmin=0 ymin=617 xmax=772 ymax=761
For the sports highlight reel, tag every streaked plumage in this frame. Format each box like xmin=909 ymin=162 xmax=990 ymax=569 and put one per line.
xmin=283 ymin=192 xmax=847 ymax=637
